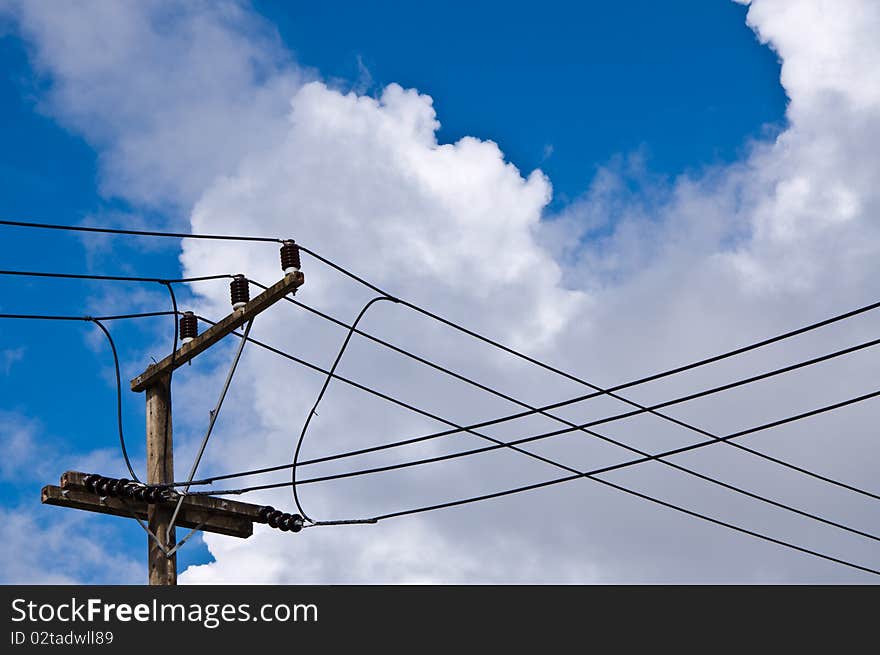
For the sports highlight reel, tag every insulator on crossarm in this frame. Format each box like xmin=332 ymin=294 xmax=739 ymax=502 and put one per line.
xmin=230 ymin=275 xmax=250 ymax=310
xmin=180 ymin=311 xmax=198 ymax=344
xmin=281 ymin=513 xmax=304 ymax=533
xmin=267 ymin=510 xmax=284 ymax=528
xmin=110 ymin=478 xmax=130 ymax=497
xmin=257 ymin=506 xmax=275 ymax=524
xmin=280 ymin=240 xmax=301 ymax=275
xmin=97 ymin=477 xmax=114 ymax=496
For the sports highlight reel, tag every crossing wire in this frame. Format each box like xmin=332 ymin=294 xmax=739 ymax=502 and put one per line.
xmin=4 ymin=221 xmax=879 ymax=576
xmin=0 ymin=310 xmax=182 ymax=480
xmin=291 ymin=295 xmax=398 ymax=522
xmin=181 ymin=308 xmax=880 ymax=503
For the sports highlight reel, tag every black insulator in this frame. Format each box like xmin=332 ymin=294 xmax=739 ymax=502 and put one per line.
xmin=144 ymin=487 xmax=160 ymax=503
xmin=281 ymin=513 xmax=304 ymax=533
xmin=277 ymin=513 xmax=292 ymax=532
xmin=257 ymin=506 xmax=275 ymax=524
xmin=96 ymin=477 xmax=114 ymax=496
xmin=267 ymin=510 xmax=284 ymax=528
xmin=179 ymin=311 xmax=198 ymax=343
xmin=230 ymin=275 xmax=250 ymax=309
xmin=83 ymin=474 xmax=99 ymax=492
xmin=132 ymin=487 xmax=148 ymax=502
xmin=280 ymin=240 xmax=301 ymax=273
xmin=111 ymin=478 xmax=130 ymax=497
xmin=120 ymin=483 xmax=137 ymax=499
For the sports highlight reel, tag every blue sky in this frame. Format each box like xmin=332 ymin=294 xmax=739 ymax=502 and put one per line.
xmin=0 ymin=1 xmax=795 ymax=582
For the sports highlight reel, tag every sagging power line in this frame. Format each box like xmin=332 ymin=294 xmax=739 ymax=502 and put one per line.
xmin=4 ymin=219 xmax=879 ymax=581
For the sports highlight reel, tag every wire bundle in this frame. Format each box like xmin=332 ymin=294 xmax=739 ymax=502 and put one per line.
xmin=3 ymin=218 xmax=880 ymax=576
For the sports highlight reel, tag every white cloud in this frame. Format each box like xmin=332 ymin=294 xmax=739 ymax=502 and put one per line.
xmin=0 ymin=505 xmax=141 ymax=584
xmin=1 ymin=0 xmax=304 ymax=211
xmin=0 ymin=411 xmax=141 ymax=583
xmin=4 ymin=0 xmax=880 ymax=583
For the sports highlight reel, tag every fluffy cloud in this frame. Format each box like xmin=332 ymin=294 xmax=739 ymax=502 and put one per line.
xmin=4 ymin=0 xmax=880 ymax=582
xmin=0 ymin=506 xmax=141 ymax=584
xmin=0 ymin=411 xmax=141 ymax=583
xmin=1 ymin=0 xmax=302 ymax=210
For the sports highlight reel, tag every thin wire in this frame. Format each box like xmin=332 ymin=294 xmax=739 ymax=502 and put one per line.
xmin=299 ymin=243 xmax=880 ymax=392
xmin=294 ymin=248 xmax=880 ymax=515
xmin=0 ymin=219 xmax=282 ymax=243
xmin=384 ymin=472 xmax=880 ymax=577
xmin=0 ymin=311 xmax=180 ymax=321
xmin=7 ymin=223 xmax=880 ymax=573
xmin=291 ymin=296 xmax=398 ymax=522
xmin=1 ymin=308 xmax=182 ymax=483
xmin=288 ymin=387 xmax=880 ymax=496
xmin=9 ymin=226 xmax=880 ymax=474
xmin=161 ymin=282 xmax=179 ymax=510
xmin=178 ymin=318 xmax=880 ymax=544
xmin=278 ymin=287 xmax=880 ymax=454
xmin=192 ymin=386 xmax=880 ymax=505
xmin=176 ymin=327 xmax=880 ymax=503
xmin=167 ymin=318 xmax=255 ymax=539
xmin=0 ymin=269 xmax=234 ymax=283
xmin=253 ymin=279 xmax=880 ymax=501
xmin=193 ymin=386 xmax=880 ymax=576
xmin=291 ymin=254 xmax=880 ymax=485
xmin=89 ymin=319 xmax=140 ymax=482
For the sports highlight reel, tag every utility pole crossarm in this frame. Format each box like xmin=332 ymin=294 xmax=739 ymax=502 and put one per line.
xmin=130 ymin=271 xmax=304 ymax=392
xmin=41 ymin=485 xmax=253 ymax=538
xmin=41 ymin=470 xmax=272 ymax=538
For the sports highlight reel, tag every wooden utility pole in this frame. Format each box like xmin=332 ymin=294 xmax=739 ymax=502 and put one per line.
xmin=146 ymin=374 xmax=176 ymax=585
xmin=41 ymin=270 xmax=305 ymax=585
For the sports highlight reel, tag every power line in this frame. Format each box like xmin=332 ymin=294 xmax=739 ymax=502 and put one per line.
xmin=1 ymin=308 xmax=183 ymax=481
xmin=89 ymin=319 xmax=139 ymax=481
xmin=179 ymin=325 xmax=880 ymax=502
xmin=0 ymin=269 xmax=234 ymax=284
xmin=176 ymin=314 xmax=880 ymax=549
xmin=287 ymin=254 xmax=880 ymax=493
xmin=162 ymin=282 xmax=179 ymax=495
xmin=26 ymin=263 xmax=871 ymax=507
xmin=0 ymin=310 xmax=180 ymax=321
xmin=0 ymin=219 xmax=282 ymax=243
xmin=268 ymin=280 xmax=880 ymax=463
xmin=380 ymin=471 xmax=880 ymax=577
xmin=194 ymin=390 xmax=880 ymax=510
xmin=8 ymin=224 xmax=880 ymax=485
xmin=0 ymin=268 xmax=239 ymax=485
xmin=0 ymin=311 xmax=155 ymax=481
xmin=6 ymin=222 xmax=878 ymax=576
xmin=291 ymin=295 xmax=398 ymax=522
xmin=312 ymin=334 xmax=880 ymax=491
xmin=190 ymin=384 xmax=880 ymax=578
xmin=256 ymin=253 xmax=880 ymax=509
xmin=10 ymin=245 xmax=860 ymax=552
